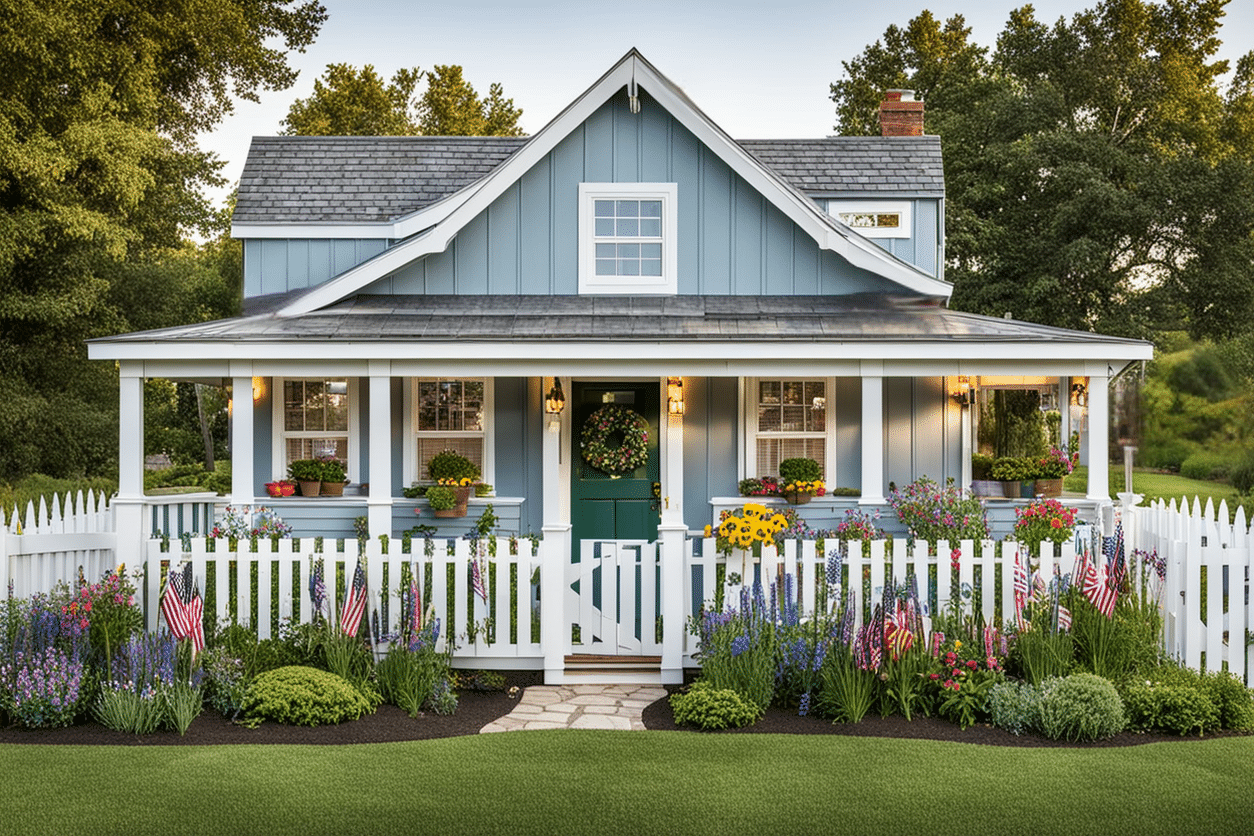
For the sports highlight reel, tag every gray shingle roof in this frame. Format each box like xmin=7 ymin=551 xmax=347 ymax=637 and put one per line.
xmin=233 ymin=135 xmax=943 ymax=226
xmin=233 ymin=136 xmax=528 ymax=224
xmin=738 ymin=137 xmax=944 ymax=198
xmin=95 ymin=295 xmax=1145 ymax=348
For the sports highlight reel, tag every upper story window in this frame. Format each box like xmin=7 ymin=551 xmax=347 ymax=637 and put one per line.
xmin=275 ymin=378 xmax=356 ymax=478
xmin=827 ymin=200 xmax=911 ymax=239
xmin=579 ymin=183 xmax=678 ymax=294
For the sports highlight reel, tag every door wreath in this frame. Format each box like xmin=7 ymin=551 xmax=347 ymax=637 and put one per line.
xmin=580 ymin=404 xmax=650 ymax=475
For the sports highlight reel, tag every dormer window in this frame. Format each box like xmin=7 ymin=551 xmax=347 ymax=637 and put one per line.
xmin=579 ymin=183 xmax=677 ymax=294
xmin=828 ymin=200 xmax=911 ymax=239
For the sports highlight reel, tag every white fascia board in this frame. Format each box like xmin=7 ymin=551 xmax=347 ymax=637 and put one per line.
xmin=276 ymin=51 xmax=950 ymax=316
xmin=90 ymin=337 xmax=1153 ymax=369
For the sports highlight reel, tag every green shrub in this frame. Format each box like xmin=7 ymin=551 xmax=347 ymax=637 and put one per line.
xmin=1037 ymin=674 xmax=1125 ymax=742
xmin=1139 ymin=438 xmax=1198 ymax=472
xmin=1122 ymin=680 xmax=1218 ymax=736
xmin=376 ymin=643 xmax=453 ymax=718
xmin=778 ymin=457 xmax=822 ymax=483
xmin=670 ymin=681 xmax=759 ymax=730
xmin=1202 ymin=670 xmax=1254 ymax=731
xmin=1232 ymin=452 xmax=1254 ymax=496
xmin=989 ymin=679 xmax=1043 ymax=736
xmin=243 ymin=666 xmax=372 ymax=726
xmin=1179 ymin=451 xmax=1233 ymax=482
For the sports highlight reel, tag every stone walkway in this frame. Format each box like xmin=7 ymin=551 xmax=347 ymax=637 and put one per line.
xmin=479 ymin=684 xmax=667 ymax=733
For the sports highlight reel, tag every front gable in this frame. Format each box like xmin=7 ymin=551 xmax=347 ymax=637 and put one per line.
xmin=268 ymin=50 xmax=949 ymax=316
xmin=362 ymin=90 xmax=902 ymax=298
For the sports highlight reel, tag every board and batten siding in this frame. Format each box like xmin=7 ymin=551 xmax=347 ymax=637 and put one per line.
xmin=364 ymin=90 xmax=900 ymax=297
xmin=825 ymin=199 xmax=941 ymax=278
xmin=243 ymin=238 xmax=389 ymax=298
xmin=885 ymin=377 xmax=963 ymax=493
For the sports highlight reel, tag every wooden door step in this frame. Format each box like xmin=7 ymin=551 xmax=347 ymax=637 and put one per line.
xmin=563 ymin=654 xmax=663 ymax=684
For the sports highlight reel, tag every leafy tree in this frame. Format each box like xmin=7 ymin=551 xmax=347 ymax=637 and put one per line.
xmin=0 ymin=1 xmax=325 ymax=479
xmin=282 ymin=62 xmax=525 ymax=137
xmin=281 ymin=64 xmax=422 ymax=135
xmin=830 ymin=1 xmax=1254 ymax=342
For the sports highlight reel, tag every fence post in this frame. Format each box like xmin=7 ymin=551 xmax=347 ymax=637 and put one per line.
xmin=658 ymin=523 xmax=686 ymax=685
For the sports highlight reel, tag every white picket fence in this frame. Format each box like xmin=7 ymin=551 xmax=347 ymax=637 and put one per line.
xmin=6 ymin=490 xmax=1252 ymax=684
xmin=2 ymin=491 xmax=217 ymax=600
xmin=1126 ymin=497 xmax=1253 ymax=684
xmin=142 ymin=536 xmax=543 ymax=667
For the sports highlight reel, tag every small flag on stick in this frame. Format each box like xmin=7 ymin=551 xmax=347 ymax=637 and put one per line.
xmin=339 ymin=563 xmax=367 ymax=636
xmin=161 ymin=562 xmax=205 ymax=656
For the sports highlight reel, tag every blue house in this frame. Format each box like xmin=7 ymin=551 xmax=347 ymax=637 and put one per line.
xmin=90 ymin=50 xmax=1151 ymax=679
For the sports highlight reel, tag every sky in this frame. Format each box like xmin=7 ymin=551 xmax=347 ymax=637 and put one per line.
xmin=199 ymin=0 xmax=1254 ymax=209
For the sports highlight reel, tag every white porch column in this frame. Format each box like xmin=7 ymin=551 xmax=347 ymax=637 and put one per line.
xmin=1086 ymin=369 xmax=1110 ymax=502
xmin=859 ymin=367 xmax=886 ymax=504
xmin=114 ymin=364 xmax=145 ymax=573
xmin=230 ymin=371 xmax=255 ymax=508
xmin=658 ymin=378 xmax=685 ymax=685
xmin=541 ymin=377 xmax=572 ymax=684
xmin=367 ymin=366 xmax=393 ymax=539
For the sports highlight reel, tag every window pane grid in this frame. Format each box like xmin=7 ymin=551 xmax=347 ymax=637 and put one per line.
xmin=592 ymin=195 xmax=664 ymax=278
xmin=414 ymin=378 xmax=486 ymax=481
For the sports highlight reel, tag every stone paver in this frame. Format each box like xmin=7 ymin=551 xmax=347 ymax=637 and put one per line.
xmin=479 ymin=684 xmax=667 ymax=734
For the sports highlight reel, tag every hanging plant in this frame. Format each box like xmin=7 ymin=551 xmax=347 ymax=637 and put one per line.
xmin=580 ymin=405 xmax=649 ymax=475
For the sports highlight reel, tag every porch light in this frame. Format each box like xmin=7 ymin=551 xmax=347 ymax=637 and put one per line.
xmin=1071 ymin=381 xmax=1088 ymax=407
xmin=667 ymin=377 xmax=685 ymax=416
xmin=252 ymin=377 xmax=264 ymax=402
xmin=949 ymin=375 xmax=973 ymax=407
xmin=545 ymin=378 xmax=566 ymax=416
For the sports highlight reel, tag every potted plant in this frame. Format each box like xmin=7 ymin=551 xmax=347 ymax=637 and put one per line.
xmin=991 ymin=457 xmax=1038 ymax=498
xmin=265 ymin=480 xmax=296 ymax=498
xmin=778 ymin=457 xmax=824 ymax=505
xmin=288 ymin=459 xmax=322 ymax=497
xmin=426 ymin=485 xmax=464 ymax=518
xmin=319 ymin=458 xmax=348 ymax=497
xmin=1013 ymin=498 xmax=1078 ymax=557
xmin=426 ymin=449 xmax=480 ymax=510
xmin=1034 ymin=447 xmax=1076 ymax=497
xmin=970 ymin=454 xmax=1001 ymax=497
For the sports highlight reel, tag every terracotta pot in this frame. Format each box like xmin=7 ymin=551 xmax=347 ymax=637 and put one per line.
xmin=1000 ymin=481 xmax=1022 ymax=498
xmin=297 ymin=480 xmax=321 ymax=497
xmin=433 ymin=507 xmax=464 ymax=518
xmin=783 ymin=491 xmax=812 ymax=505
xmin=321 ymin=480 xmax=346 ymax=497
xmin=1035 ymin=478 xmax=1063 ymax=497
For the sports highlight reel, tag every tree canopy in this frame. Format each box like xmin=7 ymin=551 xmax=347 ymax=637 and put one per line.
xmin=830 ymin=0 xmax=1254 ymax=342
xmin=0 ymin=1 xmax=325 ymax=479
xmin=282 ymin=63 xmax=524 ymax=137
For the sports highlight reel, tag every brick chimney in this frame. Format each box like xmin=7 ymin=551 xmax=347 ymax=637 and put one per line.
xmin=879 ymin=89 xmax=924 ymax=136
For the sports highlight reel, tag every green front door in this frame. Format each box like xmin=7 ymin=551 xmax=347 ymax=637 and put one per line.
xmin=570 ymin=382 xmax=660 ymax=547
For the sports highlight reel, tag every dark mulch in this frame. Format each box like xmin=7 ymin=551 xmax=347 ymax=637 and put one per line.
xmin=0 ymin=669 xmax=1241 ymax=748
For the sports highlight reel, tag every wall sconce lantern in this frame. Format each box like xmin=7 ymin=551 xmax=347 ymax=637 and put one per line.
xmin=252 ymin=376 xmax=265 ymax=402
xmin=1071 ymin=381 xmax=1088 ymax=408
xmin=545 ymin=377 xmax=566 ymax=417
xmin=667 ymin=377 xmax=685 ymax=416
xmin=949 ymin=375 xmax=973 ymax=407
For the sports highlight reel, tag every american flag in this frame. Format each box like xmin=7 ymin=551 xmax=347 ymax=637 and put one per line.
xmin=471 ymin=553 xmax=488 ymax=604
xmin=1104 ymin=523 xmax=1126 ymax=592
xmin=1013 ymin=550 xmax=1030 ymax=630
xmin=1084 ymin=560 xmax=1117 ymax=617
xmin=1057 ymin=602 xmax=1073 ymax=631
xmin=884 ymin=602 xmax=915 ymax=660
xmin=339 ymin=563 xmax=367 ymax=636
xmin=161 ymin=562 xmax=205 ymax=655
xmin=409 ymin=579 xmax=423 ymax=634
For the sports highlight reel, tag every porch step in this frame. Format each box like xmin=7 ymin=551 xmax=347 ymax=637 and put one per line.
xmin=563 ymin=654 xmax=663 ymax=685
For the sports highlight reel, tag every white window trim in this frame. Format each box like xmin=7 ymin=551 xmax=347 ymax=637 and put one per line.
xmin=402 ymin=377 xmax=495 ymax=487
xmin=741 ymin=377 xmax=837 ymax=484
xmin=271 ymin=377 xmax=360 ymax=483
xmin=827 ymin=200 xmax=912 ymax=239
xmin=578 ymin=182 xmax=679 ymax=295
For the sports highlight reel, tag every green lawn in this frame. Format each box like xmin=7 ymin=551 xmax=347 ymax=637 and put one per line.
xmin=1066 ymin=466 xmax=1252 ymax=518
xmin=3 ymin=731 xmax=1252 ymax=836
